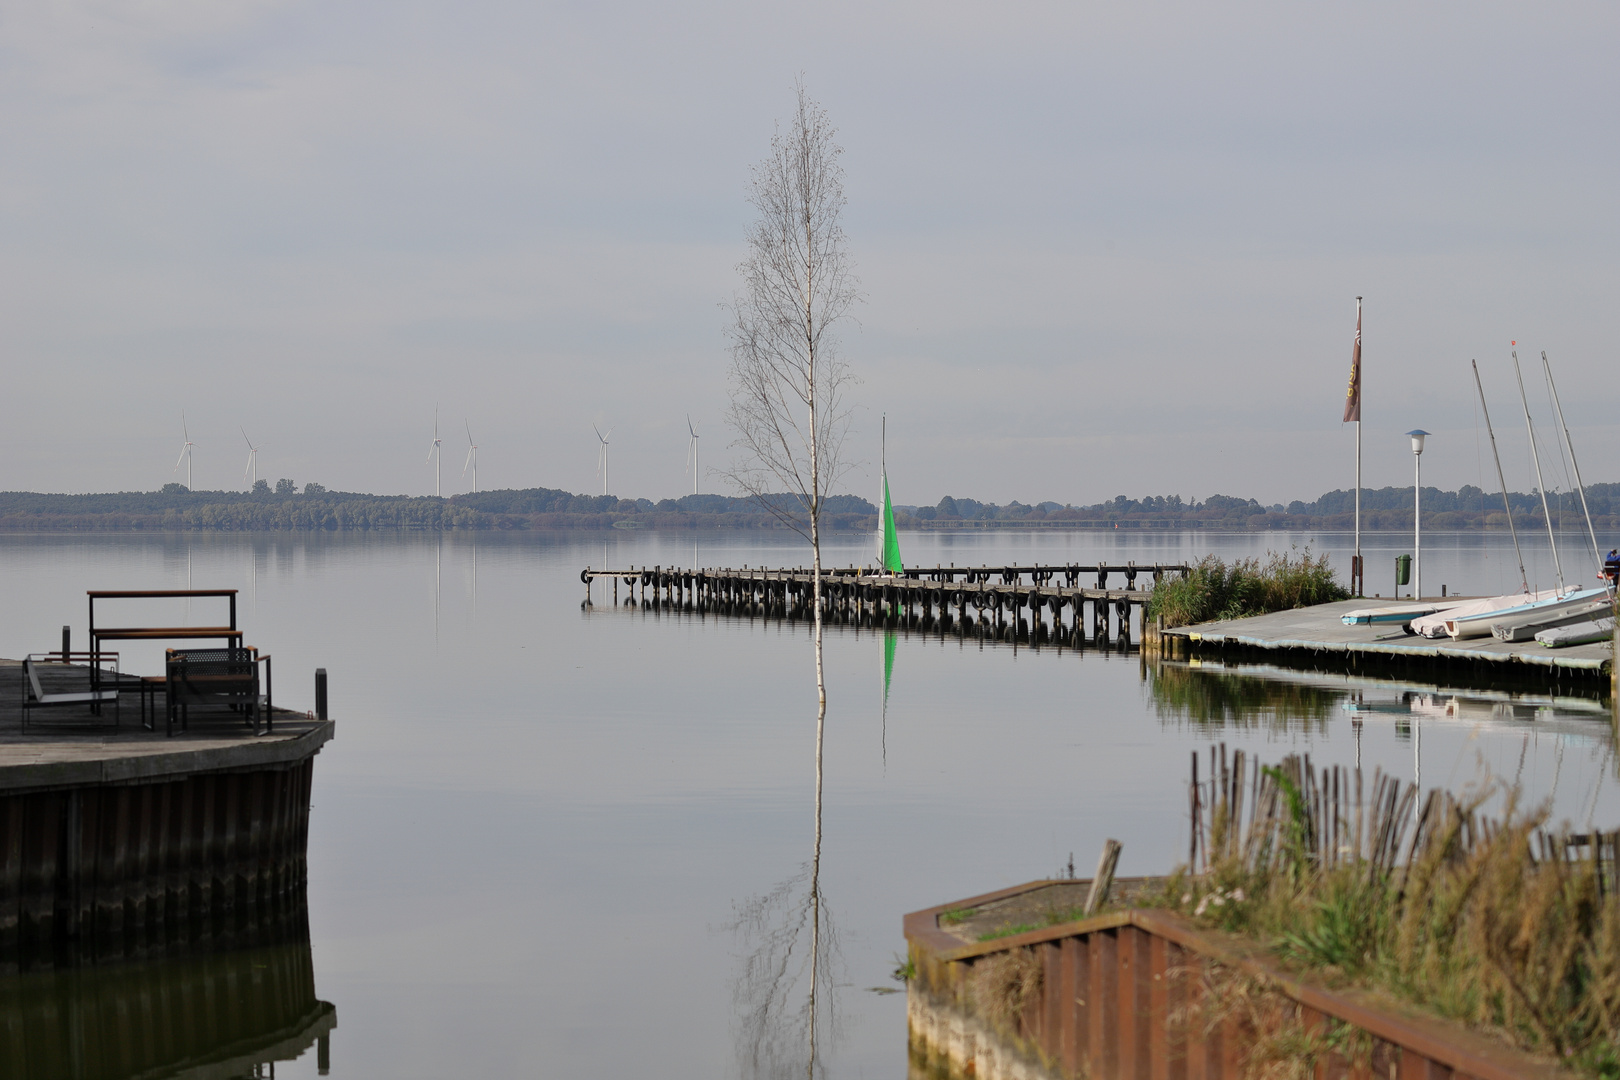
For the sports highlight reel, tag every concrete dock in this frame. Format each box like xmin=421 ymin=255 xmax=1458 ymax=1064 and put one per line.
xmin=1162 ymin=599 xmax=1613 ymax=692
xmin=0 ymin=659 xmax=334 ymax=970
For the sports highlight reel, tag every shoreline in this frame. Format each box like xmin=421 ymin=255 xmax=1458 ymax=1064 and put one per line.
xmin=0 ymin=520 xmax=1614 ymax=533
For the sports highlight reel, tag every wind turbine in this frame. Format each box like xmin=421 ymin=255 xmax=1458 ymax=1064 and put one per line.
xmin=685 ymin=416 xmax=700 ymax=496
xmin=462 ymin=420 xmax=479 ymax=492
xmin=426 ymin=410 xmax=443 ymax=497
xmin=241 ymin=427 xmax=260 ymax=488
xmin=173 ymin=413 xmax=194 ymax=490
xmin=594 ymin=424 xmax=611 ymax=496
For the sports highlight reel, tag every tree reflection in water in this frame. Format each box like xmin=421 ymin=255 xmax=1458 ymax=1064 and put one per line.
xmin=728 ymin=698 xmax=843 ymax=1080
xmin=1146 ymin=659 xmax=1338 ymax=733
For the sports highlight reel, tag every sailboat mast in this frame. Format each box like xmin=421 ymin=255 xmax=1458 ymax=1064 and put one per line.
xmin=1541 ymin=351 xmax=1602 ymax=581
xmin=877 ymin=414 xmax=886 ymax=571
xmin=1513 ymin=349 xmax=1565 ymax=595
xmin=1472 ymin=361 xmax=1529 ymax=594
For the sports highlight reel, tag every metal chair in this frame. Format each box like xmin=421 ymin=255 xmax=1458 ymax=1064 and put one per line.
xmin=21 ymin=652 xmax=121 ymax=731
xmin=164 ymin=647 xmax=273 ymax=736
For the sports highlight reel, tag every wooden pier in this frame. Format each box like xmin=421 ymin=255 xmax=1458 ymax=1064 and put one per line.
xmin=582 ymin=563 xmax=1188 ymax=642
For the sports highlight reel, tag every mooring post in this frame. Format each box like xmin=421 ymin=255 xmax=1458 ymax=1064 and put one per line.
xmin=318 ymin=1032 xmax=331 ymax=1075
xmin=61 ymin=625 xmax=70 ymax=659
xmin=315 ymin=668 xmax=328 ymax=722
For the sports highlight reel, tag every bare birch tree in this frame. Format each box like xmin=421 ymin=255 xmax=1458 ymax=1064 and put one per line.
xmin=724 ymin=80 xmax=858 ymax=714
xmin=725 ymin=85 xmax=857 ymax=1078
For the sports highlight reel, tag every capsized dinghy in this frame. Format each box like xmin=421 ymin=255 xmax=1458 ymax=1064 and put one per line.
xmin=1536 ymin=616 xmax=1615 ymax=648
xmin=1491 ymin=597 xmax=1612 ymax=642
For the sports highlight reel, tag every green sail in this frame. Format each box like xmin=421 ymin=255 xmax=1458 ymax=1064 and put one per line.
xmin=881 ymin=474 xmax=904 ymax=574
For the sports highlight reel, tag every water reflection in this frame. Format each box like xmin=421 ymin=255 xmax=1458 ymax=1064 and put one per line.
xmin=1146 ymin=661 xmax=1338 ymax=731
xmin=729 ymin=699 xmax=843 ymax=1079
xmin=1151 ymin=658 xmax=1612 ymax=727
xmin=0 ymin=898 xmax=334 ymax=1079
xmin=881 ymin=628 xmax=896 ymax=766
xmin=606 ymin=590 xmax=1139 ymax=654
xmin=1 ymin=530 xmax=1610 ymax=1078
xmin=728 ymin=859 xmax=842 ymax=1080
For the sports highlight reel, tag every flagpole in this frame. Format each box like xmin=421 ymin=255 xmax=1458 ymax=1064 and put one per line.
xmin=1352 ymin=298 xmax=1363 ymax=596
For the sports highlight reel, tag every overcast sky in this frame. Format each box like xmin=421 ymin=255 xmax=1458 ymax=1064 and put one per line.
xmin=2 ymin=1 xmax=1615 ymax=506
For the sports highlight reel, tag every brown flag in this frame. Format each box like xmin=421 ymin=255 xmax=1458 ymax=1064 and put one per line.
xmin=1343 ymin=299 xmax=1362 ymax=422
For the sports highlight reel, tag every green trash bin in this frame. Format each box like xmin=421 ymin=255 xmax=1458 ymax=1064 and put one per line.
xmin=1395 ymin=554 xmax=1412 ymax=588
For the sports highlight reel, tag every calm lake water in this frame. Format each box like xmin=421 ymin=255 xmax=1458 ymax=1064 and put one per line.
xmin=0 ymin=528 xmax=1615 ymax=1078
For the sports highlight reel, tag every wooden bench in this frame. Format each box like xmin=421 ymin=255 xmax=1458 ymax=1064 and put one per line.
xmin=95 ymin=627 xmax=245 ymax=650
xmin=21 ymin=653 xmax=121 ymax=731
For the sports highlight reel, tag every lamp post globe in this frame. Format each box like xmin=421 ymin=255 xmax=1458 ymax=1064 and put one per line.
xmin=1406 ymin=430 xmax=1431 ymax=598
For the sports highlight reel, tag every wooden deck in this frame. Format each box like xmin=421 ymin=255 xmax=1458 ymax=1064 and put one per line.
xmin=0 ymin=659 xmax=331 ymax=792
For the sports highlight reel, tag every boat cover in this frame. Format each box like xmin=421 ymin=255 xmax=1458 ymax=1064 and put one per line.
xmin=1445 ymin=587 xmax=1607 ymax=639
xmin=1408 ymin=590 xmax=1557 ymax=638
xmin=1340 ymin=604 xmax=1445 ymax=626
xmin=1491 ymin=598 xmax=1613 ymax=642
xmin=1536 ymin=616 xmax=1615 ymax=648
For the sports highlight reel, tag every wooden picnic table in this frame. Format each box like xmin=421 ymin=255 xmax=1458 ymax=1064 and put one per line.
xmin=87 ymin=589 xmax=243 ymax=698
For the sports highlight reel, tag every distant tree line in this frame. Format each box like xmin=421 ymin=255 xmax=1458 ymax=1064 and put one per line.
xmin=0 ymin=484 xmax=878 ymax=531
xmin=894 ymin=484 xmax=1620 ymax=531
xmin=0 ymin=481 xmax=1612 ymax=532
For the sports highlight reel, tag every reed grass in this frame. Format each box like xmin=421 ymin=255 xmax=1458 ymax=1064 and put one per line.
xmin=1149 ymin=749 xmax=1620 ymax=1076
xmin=1147 ymin=548 xmax=1349 ymax=628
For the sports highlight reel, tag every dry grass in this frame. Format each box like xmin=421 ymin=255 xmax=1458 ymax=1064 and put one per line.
xmin=1175 ymin=962 xmax=1375 ymax=1080
xmin=1152 ymin=755 xmax=1620 ymax=1077
xmin=970 ymin=948 xmax=1044 ymax=1033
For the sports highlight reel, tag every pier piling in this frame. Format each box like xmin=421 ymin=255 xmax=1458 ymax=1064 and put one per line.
xmin=581 ymin=562 xmax=1188 ymax=651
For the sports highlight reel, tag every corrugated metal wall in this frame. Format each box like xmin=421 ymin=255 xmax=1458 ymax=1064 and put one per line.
xmin=907 ymin=887 xmax=1564 ymax=1080
xmin=0 ymin=758 xmax=315 ymax=971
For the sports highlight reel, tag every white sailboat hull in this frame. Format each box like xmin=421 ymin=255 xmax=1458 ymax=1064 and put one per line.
xmin=1408 ymin=590 xmax=1559 ymax=638
xmin=1491 ymin=597 xmax=1612 ymax=642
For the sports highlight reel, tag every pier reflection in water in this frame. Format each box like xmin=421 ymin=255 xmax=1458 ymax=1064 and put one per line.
xmin=1148 ymin=657 xmax=1613 ymax=734
xmin=0 ymin=897 xmax=334 ymax=1079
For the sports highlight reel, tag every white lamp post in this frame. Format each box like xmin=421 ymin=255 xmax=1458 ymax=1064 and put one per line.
xmin=1407 ymin=430 xmax=1429 ymax=598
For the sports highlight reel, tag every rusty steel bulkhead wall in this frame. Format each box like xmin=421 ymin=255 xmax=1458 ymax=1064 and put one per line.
xmin=905 ymin=882 xmax=1569 ymax=1080
xmin=0 ymin=757 xmax=317 ymax=971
